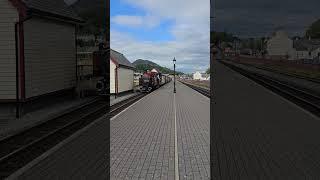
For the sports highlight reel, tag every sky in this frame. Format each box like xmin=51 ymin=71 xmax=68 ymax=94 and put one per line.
xmin=213 ymin=0 xmax=320 ymax=38
xmin=111 ymin=0 xmax=210 ymax=73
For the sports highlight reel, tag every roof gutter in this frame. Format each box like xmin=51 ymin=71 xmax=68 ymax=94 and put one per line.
xmin=29 ymin=9 xmax=85 ymax=25
xmin=118 ymin=64 xmax=136 ymax=70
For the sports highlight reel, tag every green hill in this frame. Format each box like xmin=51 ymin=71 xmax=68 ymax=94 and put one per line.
xmin=133 ymin=59 xmax=183 ymax=75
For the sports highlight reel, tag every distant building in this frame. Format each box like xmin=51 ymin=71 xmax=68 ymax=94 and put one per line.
xmin=266 ymin=30 xmax=295 ymax=59
xmin=77 ymin=46 xmax=99 ymax=78
xmin=179 ymin=74 xmax=189 ymax=80
xmin=110 ymin=49 xmax=135 ymax=94
xmin=240 ymin=48 xmax=253 ymax=56
xmin=224 ymin=47 xmax=235 ymax=56
xmin=77 ymin=34 xmax=103 ymax=47
xmin=133 ymin=72 xmax=142 ymax=87
xmin=266 ymin=30 xmax=320 ymax=60
xmin=293 ymin=39 xmax=320 ymax=60
xmin=193 ymin=72 xmax=209 ymax=81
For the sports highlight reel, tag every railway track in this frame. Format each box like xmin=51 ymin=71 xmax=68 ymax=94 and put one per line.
xmin=220 ymin=61 xmax=320 ymax=118
xmin=232 ymin=60 xmax=320 ymax=84
xmin=0 ymin=93 xmax=145 ymax=178
xmin=180 ymin=81 xmax=210 ymax=98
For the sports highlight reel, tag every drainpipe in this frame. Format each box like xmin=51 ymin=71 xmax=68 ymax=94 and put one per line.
xmin=75 ymin=25 xmax=78 ymax=97
xmin=15 ymin=23 xmax=19 ymax=118
xmin=15 ymin=16 xmax=31 ymax=118
xmin=115 ymin=66 xmax=118 ymax=99
xmin=18 ymin=20 xmax=26 ymax=101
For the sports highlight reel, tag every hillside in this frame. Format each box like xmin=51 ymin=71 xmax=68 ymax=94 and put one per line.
xmin=133 ymin=59 xmax=183 ymax=75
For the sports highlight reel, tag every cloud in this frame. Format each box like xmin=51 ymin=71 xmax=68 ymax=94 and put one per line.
xmin=214 ymin=0 xmax=320 ymax=37
xmin=111 ymin=29 xmax=209 ymax=73
xmin=112 ymin=15 xmax=143 ymax=27
xmin=111 ymin=0 xmax=210 ymax=73
xmin=111 ymin=15 xmax=160 ymax=28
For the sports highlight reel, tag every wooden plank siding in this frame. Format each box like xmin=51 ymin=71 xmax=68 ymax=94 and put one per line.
xmin=0 ymin=0 xmax=19 ymax=100
xmin=109 ymin=60 xmax=116 ymax=94
xmin=23 ymin=17 xmax=76 ymax=98
xmin=117 ymin=67 xmax=134 ymax=93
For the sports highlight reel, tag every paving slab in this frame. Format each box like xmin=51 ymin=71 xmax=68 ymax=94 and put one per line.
xmin=111 ymin=81 xmax=210 ymax=179
xmin=175 ymin=82 xmax=210 ymax=179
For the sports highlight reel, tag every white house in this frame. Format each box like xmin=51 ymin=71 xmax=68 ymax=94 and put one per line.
xmin=133 ymin=72 xmax=142 ymax=87
xmin=0 ymin=0 xmax=83 ymax=117
xmin=293 ymin=39 xmax=320 ymax=60
xmin=110 ymin=49 xmax=135 ymax=94
xmin=193 ymin=71 xmax=209 ymax=81
xmin=266 ymin=30 xmax=295 ymax=59
xmin=267 ymin=30 xmax=320 ymax=60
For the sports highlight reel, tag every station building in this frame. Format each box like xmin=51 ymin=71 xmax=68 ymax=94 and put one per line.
xmin=110 ymin=49 xmax=135 ymax=95
xmin=0 ymin=0 xmax=83 ymax=118
xmin=193 ymin=71 xmax=210 ymax=81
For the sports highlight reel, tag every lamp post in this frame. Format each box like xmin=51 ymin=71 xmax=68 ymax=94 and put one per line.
xmin=173 ymin=57 xmax=176 ymax=93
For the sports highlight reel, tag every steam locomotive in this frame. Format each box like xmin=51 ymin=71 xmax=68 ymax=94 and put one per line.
xmin=139 ymin=69 xmax=171 ymax=93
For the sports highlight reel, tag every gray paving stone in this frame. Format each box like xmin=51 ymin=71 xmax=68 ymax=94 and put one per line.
xmin=111 ymin=81 xmax=210 ymax=179
xmin=212 ymin=60 xmax=320 ymax=179
xmin=175 ymin=82 xmax=210 ymax=179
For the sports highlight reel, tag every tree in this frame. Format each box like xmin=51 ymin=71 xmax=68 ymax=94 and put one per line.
xmin=306 ymin=19 xmax=320 ymax=39
xmin=211 ymin=31 xmax=235 ymax=46
xmin=206 ymin=67 xmax=210 ymax=74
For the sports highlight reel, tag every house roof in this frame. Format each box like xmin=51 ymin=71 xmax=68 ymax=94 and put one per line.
xmin=293 ymin=39 xmax=320 ymax=51
xmin=12 ymin=0 xmax=84 ymax=23
xmin=110 ymin=49 xmax=135 ymax=69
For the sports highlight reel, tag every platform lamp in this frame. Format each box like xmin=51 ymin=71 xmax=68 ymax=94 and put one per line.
xmin=173 ymin=57 xmax=176 ymax=93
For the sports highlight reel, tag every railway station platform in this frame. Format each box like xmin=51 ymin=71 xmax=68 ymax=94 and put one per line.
xmin=110 ymin=81 xmax=210 ymax=179
xmin=0 ymin=96 xmax=97 ymax=140
xmin=0 ymin=91 xmax=138 ymax=141
xmin=212 ymin=60 xmax=320 ymax=179
xmin=110 ymin=92 xmax=140 ymax=106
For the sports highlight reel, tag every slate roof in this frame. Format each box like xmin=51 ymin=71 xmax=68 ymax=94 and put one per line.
xmin=21 ymin=0 xmax=83 ymax=23
xmin=110 ymin=49 xmax=135 ymax=69
xmin=293 ymin=39 xmax=320 ymax=51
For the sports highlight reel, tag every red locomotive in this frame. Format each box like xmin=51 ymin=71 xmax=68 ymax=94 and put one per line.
xmin=139 ymin=69 xmax=171 ymax=93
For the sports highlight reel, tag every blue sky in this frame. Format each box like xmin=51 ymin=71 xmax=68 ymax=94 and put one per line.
xmin=110 ymin=0 xmax=210 ymax=73
xmin=111 ymin=0 xmax=173 ymax=42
